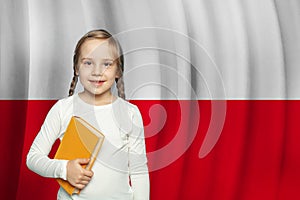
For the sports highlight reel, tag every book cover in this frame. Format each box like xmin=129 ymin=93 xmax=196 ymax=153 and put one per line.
xmin=54 ymin=116 xmax=105 ymax=195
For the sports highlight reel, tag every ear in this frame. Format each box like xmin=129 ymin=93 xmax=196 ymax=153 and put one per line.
xmin=115 ymin=67 xmax=122 ymax=78
xmin=75 ymin=67 xmax=79 ymax=76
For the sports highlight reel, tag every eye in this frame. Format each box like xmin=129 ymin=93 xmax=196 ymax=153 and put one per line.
xmin=83 ymin=60 xmax=93 ymax=66
xmin=103 ymin=61 xmax=113 ymax=68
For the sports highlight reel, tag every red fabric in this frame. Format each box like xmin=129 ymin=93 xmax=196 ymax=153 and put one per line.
xmin=1 ymin=100 xmax=299 ymax=199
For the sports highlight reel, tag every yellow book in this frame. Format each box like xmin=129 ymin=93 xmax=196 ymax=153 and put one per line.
xmin=54 ymin=116 xmax=105 ymax=195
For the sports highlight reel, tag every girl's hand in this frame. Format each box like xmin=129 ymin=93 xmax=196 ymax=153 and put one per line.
xmin=66 ymin=158 xmax=94 ymax=190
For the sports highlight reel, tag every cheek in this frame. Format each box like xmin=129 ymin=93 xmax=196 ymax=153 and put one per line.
xmin=107 ymin=73 xmax=118 ymax=81
xmin=108 ymin=66 xmax=120 ymax=78
xmin=78 ymin=67 xmax=90 ymax=76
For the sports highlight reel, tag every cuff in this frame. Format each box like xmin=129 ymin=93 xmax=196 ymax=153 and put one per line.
xmin=59 ymin=160 xmax=68 ymax=180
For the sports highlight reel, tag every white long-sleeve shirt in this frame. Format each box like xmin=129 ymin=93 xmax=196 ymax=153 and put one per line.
xmin=27 ymin=94 xmax=149 ymax=200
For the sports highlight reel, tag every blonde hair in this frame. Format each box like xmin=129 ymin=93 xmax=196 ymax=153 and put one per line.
xmin=68 ymin=29 xmax=125 ymax=99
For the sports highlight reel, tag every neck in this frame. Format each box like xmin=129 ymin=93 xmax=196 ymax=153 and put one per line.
xmin=78 ymin=91 xmax=117 ymax=106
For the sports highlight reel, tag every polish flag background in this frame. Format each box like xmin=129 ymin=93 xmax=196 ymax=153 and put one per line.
xmin=1 ymin=1 xmax=300 ymax=199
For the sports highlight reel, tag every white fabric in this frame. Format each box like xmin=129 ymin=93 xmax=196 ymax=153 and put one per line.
xmin=1 ymin=0 xmax=300 ymax=100
xmin=27 ymin=94 xmax=149 ymax=200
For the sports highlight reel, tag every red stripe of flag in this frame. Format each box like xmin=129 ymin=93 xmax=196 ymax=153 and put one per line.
xmin=1 ymin=100 xmax=299 ymax=200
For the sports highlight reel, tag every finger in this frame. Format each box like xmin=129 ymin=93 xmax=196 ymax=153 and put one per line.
xmin=75 ymin=183 xmax=86 ymax=190
xmin=75 ymin=179 xmax=89 ymax=185
xmin=75 ymin=178 xmax=91 ymax=189
xmin=79 ymin=180 xmax=90 ymax=185
xmin=83 ymin=170 xmax=94 ymax=177
xmin=77 ymin=158 xmax=90 ymax=165
xmin=79 ymin=175 xmax=92 ymax=182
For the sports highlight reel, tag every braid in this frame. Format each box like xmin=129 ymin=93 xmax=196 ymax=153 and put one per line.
xmin=116 ymin=42 xmax=125 ymax=100
xmin=116 ymin=77 xmax=125 ymax=99
xmin=68 ymin=70 xmax=78 ymax=96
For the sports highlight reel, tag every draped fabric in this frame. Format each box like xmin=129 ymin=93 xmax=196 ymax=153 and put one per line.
xmin=1 ymin=0 xmax=300 ymax=199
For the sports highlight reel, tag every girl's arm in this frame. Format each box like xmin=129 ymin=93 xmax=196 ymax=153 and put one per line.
xmin=27 ymin=100 xmax=94 ymax=189
xmin=26 ymin=100 xmax=68 ymax=180
xmin=129 ymin=106 xmax=150 ymax=200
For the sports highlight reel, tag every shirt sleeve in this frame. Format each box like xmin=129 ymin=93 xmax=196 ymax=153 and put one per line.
xmin=26 ymin=100 xmax=68 ymax=180
xmin=128 ymin=105 xmax=150 ymax=200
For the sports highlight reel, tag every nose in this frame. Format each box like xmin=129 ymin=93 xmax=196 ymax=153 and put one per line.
xmin=92 ymin=64 xmax=106 ymax=76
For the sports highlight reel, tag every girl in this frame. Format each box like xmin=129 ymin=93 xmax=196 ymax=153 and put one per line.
xmin=27 ymin=29 xmax=150 ymax=200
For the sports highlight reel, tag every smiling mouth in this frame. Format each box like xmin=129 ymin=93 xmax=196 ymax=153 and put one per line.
xmin=90 ymin=80 xmax=105 ymax=86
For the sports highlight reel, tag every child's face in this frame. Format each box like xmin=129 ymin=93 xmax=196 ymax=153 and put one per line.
xmin=78 ymin=39 xmax=119 ymax=98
